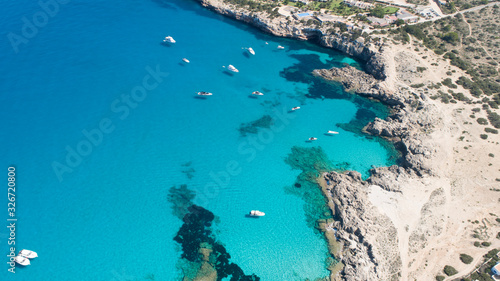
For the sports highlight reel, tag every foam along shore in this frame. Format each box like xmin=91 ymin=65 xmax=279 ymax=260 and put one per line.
xmin=194 ymin=0 xmax=500 ymax=280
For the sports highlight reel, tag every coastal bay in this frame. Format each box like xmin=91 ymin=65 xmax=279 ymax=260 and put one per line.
xmin=191 ymin=0 xmax=500 ymax=280
xmin=0 ymin=0 xmax=400 ymax=280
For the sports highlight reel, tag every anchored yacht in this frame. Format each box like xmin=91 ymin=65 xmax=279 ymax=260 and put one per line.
xmin=252 ymin=91 xmax=264 ymax=96
xmin=163 ymin=36 xmax=176 ymax=43
xmin=197 ymin=91 xmax=213 ymax=96
xmin=248 ymin=47 xmax=255 ymax=55
xmin=19 ymin=249 xmax=38 ymax=259
xmin=14 ymin=256 xmax=30 ymax=266
xmin=249 ymin=210 xmax=265 ymax=217
xmin=227 ymin=65 xmax=239 ymax=73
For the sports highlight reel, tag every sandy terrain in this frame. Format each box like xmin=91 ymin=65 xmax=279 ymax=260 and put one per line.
xmin=366 ymin=41 xmax=500 ymax=280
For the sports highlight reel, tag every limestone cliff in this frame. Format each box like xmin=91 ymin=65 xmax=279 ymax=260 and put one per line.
xmin=195 ymin=0 xmax=387 ymax=79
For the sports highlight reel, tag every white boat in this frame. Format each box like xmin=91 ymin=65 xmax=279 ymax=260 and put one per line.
xmin=249 ymin=210 xmax=265 ymax=217
xmin=248 ymin=47 xmax=255 ymax=55
xmin=277 ymin=45 xmax=285 ymax=50
xmin=197 ymin=91 xmax=213 ymax=96
xmin=291 ymin=106 xmax=300 ymax=111
xmin=308 ymin=137 xmax=317 ymax=141
xmin=265 ymin=42 xmax=269 ymax=45
xmin=227 ymin=65 xmax=239 ymax=73
xmin=14 ymin=255 xmax=30 ymax=266
xmin=163 ymin=36 xmax=176 ymax=43
xmin=327 ymin=130 xmax=339 ymax=135
xmin=182 ymin=58 xmax=190 ymax=63
xmin=19 ymin=249 xmax=38 ymax=259
xmin=252 ymin=91 xmax=264 ymax=96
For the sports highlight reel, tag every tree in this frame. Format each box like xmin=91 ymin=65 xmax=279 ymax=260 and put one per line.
xmin=459 ymin=254 xmax=473 ymax=264
xmin=396 ymin=19 xmax=405 ymax=26
xmin=443 ymin=265 xmax=458 ymax=276
xmin=442 ymin=32 xmax=459 ymax=44
xmin=370 ymin=6 xmax=386 ymax=18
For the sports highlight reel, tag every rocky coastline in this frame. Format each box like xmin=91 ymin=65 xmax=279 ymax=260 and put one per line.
xmin=192 ymin=0 xmax=500 ymax=280
xmin=195 ymin=0 xmax=387 ymax=79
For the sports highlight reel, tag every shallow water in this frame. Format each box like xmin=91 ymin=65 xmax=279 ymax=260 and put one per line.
xmin=0 ymin=0 xmax=395 ymax=280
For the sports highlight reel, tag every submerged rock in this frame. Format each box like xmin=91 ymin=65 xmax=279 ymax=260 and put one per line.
xmin=238 ymin=115 xmax=274 ymax=136
xmin=174 ymin=205 xmax=260 ymax=281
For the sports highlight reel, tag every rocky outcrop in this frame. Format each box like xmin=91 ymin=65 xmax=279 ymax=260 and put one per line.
xmin=315 ymin=62 xmax=443 ymax=279
xmin=313 ymin=66 xmax=402 ymax=106
xmin=324 ymin=171 xmax=402 ymax=281
xmin=314 ymin=62 xmax=440 ymax=175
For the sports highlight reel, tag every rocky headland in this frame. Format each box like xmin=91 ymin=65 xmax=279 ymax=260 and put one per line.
xmin=193 ymin=0 xmax=500 ymax=280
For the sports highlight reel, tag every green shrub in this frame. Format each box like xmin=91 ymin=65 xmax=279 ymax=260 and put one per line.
xmin=434 ymin=49 xmax=445 ymax=55
xmin=485 ymin=248 xmax=499 ymax=258
xmin=442 ymin=78 xmax=457 ymax=88
xmin=480 ymin=134 xmax=488 ymax=140
xmin=474 ymin=241 xmax=481 ymax=247
xmin=481 ymin=241 xmax=491 ymax=247
xmin=477 ymin=118 xmax=488 ymax=125
xmin=485 ymin=127 xmax=499 ymax=134
xmin=435 ymin=276 xmax=445 ymax=281
xmin=444 ymin=265 xmax=458 ymax=276
xmin=452 ymin=92 xmax=468 ymax=101
xmin=442 ymin=32 xmax=459 ymax=44
xmin=460 ymin=253 xmax=473 ymax=264
xmin=489 ymin=153 xmax=495 ymax=157
xmin=487 ymin=111 xmax=500 ymax=128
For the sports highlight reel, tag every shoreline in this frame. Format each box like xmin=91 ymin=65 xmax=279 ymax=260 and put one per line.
xmin=193 ymin=0 xmax=500 ymax=280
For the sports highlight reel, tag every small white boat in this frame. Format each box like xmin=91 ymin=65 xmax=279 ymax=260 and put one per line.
xmin=163 ymin=36 xmax=176 ymax=43
xmin=249 ymin=210 xmax=265 ymax=217
xmin=182 ymin=58 xmax=190 ymax=63
xmin=248 ymin=47 xmax=255 ymax=55
xmin=308 ymin=137 xmax=317 ymax=141
xmin=252 ymin=91 xmax=264 ymax=96
xmin=197 ymin=91 xmax=213 ymax=96
xmin=291 ymin=106 xmax=300 ymax=111
xmin=19 ymin=249 xmax=38 ymax=259
xmin=327 ymin=130 xmax=339 ymax=135
xmin=14 ymin=255 xmax=30 ymax=266
xmin=227 ymin=64 xmax=239 ymax=73
xmin=265 ymin=42 xmax=269 ymax=45
xmin=277 ymin=45 xmax=285 ymax=50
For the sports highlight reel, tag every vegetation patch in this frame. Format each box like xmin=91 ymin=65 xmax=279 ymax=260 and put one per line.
xmin=443 ymin=265 xmax=458 ymax=276
xmin=485 ymin=127 xmax=499 ymax=134
xmin=460 ymin=253 xmax=473 ymax=264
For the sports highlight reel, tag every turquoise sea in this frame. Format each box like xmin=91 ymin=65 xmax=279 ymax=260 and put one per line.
xmin=0 ymin=0 xmax=395 ymax=280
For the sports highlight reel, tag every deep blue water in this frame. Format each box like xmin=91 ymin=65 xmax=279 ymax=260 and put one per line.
xmin=0 ymin=0 xmax=394 ymax=280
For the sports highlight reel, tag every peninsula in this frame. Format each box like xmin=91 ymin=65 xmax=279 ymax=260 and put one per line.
xmin=193 ymin=0 xmax=500 ymax=280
